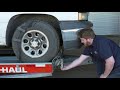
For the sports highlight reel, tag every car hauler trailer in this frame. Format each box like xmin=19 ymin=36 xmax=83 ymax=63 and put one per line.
xmin=0 ymin=54 xmax=92 ymax=78
xmin=0 ymin=52 xmax=66 ymax=78
xmin=0 ymin=63 xmax=53 ymax=78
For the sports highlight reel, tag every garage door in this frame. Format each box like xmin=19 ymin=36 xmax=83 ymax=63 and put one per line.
xmin=89 ymin=12 xmax=120 ymax=35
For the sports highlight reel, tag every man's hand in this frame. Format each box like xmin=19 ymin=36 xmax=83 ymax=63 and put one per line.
xmin=100 ymin=74 xmax=107 ymax=78
xmin=61 ymin=65 xmax=69 ymax=71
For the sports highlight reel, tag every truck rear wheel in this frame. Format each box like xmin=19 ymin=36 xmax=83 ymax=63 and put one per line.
xmin=12 ymin=20 xmax=60 ymax=63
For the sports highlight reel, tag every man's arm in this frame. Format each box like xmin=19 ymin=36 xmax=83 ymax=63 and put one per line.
xmin=100 ymin=56 xmax=115 ymax=78
xmin=61 ymin=54 xmax=89 ymax=71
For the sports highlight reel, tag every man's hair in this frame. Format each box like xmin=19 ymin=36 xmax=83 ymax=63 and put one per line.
xmin=77 ymin=28 xmax=95 ymax=39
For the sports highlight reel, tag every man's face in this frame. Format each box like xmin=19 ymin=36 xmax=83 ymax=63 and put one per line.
xmin=80 ymin=38 xmax=91 ymax=47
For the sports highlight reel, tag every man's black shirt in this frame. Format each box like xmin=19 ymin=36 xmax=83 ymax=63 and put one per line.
xmin=82 ymin=35 xmax=120 ymax=76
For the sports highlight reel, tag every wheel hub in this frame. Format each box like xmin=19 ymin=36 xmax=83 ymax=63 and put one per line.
xmin=30 ymin=38 xmax=41 ymax=49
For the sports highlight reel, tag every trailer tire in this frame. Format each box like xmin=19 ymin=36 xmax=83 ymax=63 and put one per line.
xmin=12 ymin=20 xmax=60 ymax=63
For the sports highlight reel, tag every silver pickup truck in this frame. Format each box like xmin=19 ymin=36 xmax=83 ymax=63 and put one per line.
xmin=0 ymin=12 xmax=92 ymax=63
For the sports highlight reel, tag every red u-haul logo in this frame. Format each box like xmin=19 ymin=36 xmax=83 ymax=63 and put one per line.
xmin=0 ymin=63 xmax=53 ymax=73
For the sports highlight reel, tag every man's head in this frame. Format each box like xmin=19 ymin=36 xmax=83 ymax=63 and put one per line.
xmin=77 ymin=28 xmax=95 ymax=47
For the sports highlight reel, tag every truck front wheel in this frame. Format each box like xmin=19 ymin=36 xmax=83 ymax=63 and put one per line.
xmin=12 ymin=20 xmax=60 ymax=63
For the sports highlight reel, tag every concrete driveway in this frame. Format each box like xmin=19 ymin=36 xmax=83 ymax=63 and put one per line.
xmin=49 ymin=64 xmax=98 ymax=78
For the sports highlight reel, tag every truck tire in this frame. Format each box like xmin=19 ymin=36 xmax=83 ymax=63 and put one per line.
xmin=12 ymin=20 xmax=60 ymax=63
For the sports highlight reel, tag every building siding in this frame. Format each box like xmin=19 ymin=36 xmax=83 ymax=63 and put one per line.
xmin=89 ymin=12 xmax=120 ymax=35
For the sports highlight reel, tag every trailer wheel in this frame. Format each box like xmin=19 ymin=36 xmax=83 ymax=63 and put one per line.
xmin=12 ymin=20 xmax=60 ymax=63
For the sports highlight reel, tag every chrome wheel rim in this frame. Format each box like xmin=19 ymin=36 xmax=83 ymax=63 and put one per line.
xmin=21 ymin=30 xmax=49 ymax=58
